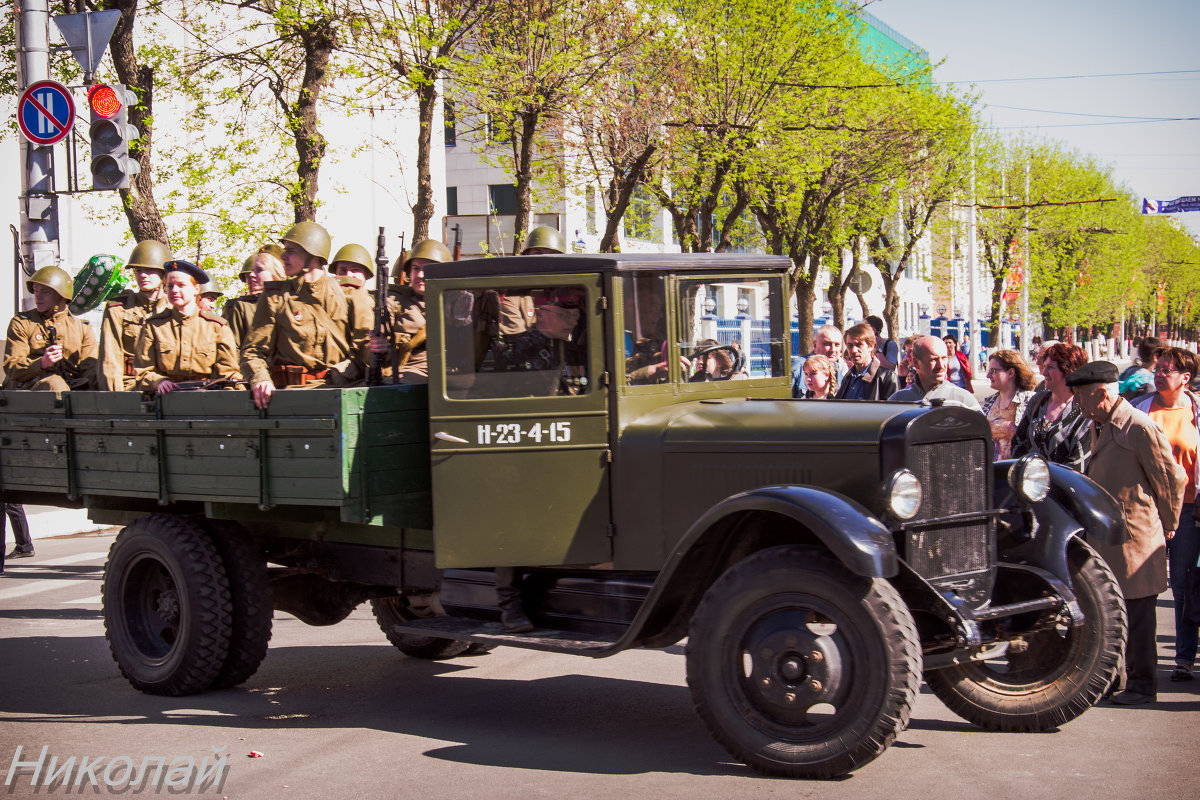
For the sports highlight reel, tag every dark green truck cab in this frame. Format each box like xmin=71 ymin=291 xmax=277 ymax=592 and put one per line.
xmin=0 ymin=253 xmax=1126 ymax=778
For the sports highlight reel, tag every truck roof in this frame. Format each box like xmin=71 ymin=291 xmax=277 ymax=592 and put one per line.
xmin=425 ymin=252 xmax=793 ymax=279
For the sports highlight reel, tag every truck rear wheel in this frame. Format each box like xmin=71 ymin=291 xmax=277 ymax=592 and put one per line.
xmin=686 ymin=545 xmax=920 ymax=779
xmin=102 ymin=514 xmax=232 ymax=696
xmin=925 ymin=539 xmax=1125 ymax=731
xmin=370 ymin=597 xmax=472 ymax=659
xmin=202 ymin=521 xmax=273 ymax=690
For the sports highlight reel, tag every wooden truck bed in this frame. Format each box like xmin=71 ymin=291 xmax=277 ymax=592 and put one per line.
xmin=0 ymin=386 xmax=433 ymax=532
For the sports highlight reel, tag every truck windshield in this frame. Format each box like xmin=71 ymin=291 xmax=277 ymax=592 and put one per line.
xmin=443 ymin=285 xmax=589 ymax=399
xmin=677 ymin=277 xmax=786 ymax=381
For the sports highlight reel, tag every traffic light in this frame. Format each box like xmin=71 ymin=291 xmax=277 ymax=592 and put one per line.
xmin=88 ymin=83 xmax=140 ymax=190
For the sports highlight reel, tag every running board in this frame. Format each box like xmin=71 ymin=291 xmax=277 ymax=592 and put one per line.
xmin=387 ymin=616 xmax=624 ymax=656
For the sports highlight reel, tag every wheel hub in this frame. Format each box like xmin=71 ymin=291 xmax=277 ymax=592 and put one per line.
xmin=742 ymin=609 xmax=845 ymax=724
xmin=154 ymin=589 xmax=180 ymax=625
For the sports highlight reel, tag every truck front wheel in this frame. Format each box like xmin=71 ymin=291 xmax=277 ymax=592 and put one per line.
xmin=102 ymin=515 xmax=233 ymax=696
xmin=370 ymin=597 xmax=472 ymax=659
xmin=924 ymin=539 xmax=1125 ymax=731
xmin=687 ymin=545 xmax=920 ymax=779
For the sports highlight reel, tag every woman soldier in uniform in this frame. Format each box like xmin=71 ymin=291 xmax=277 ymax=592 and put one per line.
xmin=2 ymin=266 xmax=97 ymax=391
xmin=224 ymin=248 xmax=285 ymax=347
xmin=98 ymin=240 xmax=172 ymax=390
xmin=240 ymin=222 xmax=372 ymax=409
xmin=132 ymin=261 xmax=240 ymax=394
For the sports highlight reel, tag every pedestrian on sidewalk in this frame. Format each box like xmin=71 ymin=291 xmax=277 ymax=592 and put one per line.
xmin=3 ymin=503 xmax=34 ymax=564
xmin=1070 ymin=361 xmax=1186 ymax=706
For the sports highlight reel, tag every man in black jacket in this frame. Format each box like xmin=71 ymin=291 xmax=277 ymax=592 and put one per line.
xmin=835 ymin=322 xmax=898 ymax=401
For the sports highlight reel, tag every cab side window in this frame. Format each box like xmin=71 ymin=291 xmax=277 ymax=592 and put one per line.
xmin=443 ymin=285 xmax=588 ymax=399
xmin=622 ymin=274 xmax=670 ymax=385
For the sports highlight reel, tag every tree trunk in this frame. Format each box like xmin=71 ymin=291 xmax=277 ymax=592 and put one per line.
xmin=828 ymin=247 xmax=849 ymax=330
xmin=410 ymin=76 xmax=437 ymax=242
xmin=599 ymin=144 xmax=657 ymax=253
xmin=289 ymin=19 xmax=334 ymax=223
xmin=109 ymin=0 xmax=169 ymax=244
xmin=511 ymin=108 xmax=540 ymax=254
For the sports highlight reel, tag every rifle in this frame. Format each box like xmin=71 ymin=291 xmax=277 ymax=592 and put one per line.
xmin=369 ymin=227 xmax=393 ymax=386
xmin=452 ymin=223 xmax=462 ymax=261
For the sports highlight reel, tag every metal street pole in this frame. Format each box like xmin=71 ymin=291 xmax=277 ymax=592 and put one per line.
xmin=16 ymin=0 xmax=60 ymax=307
xmin=968 ymin=138 xmax=979 ymax=372
xmin=1020 ymin=157 xmax=1031 ymax=358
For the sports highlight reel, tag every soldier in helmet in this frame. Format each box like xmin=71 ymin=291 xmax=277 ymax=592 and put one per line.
xmin=331 ymin=243 xmax=374 ymax=291
xmin=98 ymin=239 xmax=172 ymax=390
xmin=370 ymin=238 xmax=449 ymax=384
xmin=241 ymin=221 xmax=371 ymax=409
xmin=197 ymin=282 xmax=223 ymax=314
xmin=224 ymin=249 xmax=285 ymax=347
xmin=132 ymin=261 xmax=240 ymax=394
xmin=3 ymin=266 xmax=98 ymax=391
xmin=520 ymin=225 xmax=566 ymax=255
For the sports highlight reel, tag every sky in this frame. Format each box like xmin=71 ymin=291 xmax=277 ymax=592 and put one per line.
xmin=865 ymin=0 xmax=1200 ymax=239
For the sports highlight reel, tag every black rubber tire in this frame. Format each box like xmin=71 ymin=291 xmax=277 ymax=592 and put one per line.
xmin=202 ymin=521 xmax=273 ymax=690
xmin=686 ymin=545 xmax=921 ymax=779
xmin=370 ymin=597 xmax=472 ymax=659
xmin=925 ymin=539 xmax=1126 ymax=732
xmin=102 ymin=514 xmax=232 ymax=696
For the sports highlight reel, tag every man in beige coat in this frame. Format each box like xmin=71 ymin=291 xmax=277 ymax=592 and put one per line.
xmin=1070 ymin=361 xmax=1186 ymax=705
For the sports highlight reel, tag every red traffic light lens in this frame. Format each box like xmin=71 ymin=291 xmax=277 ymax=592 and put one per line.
xmin=88 ymin=84 xmax=121 ymax=118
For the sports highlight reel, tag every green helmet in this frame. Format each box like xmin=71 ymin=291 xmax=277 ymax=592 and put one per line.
xmin=239 ymin=255 xmax=256 ymax=279
xmin=392 ymin=239 xmax=452 ymax=280
xmin=258 ymin=242 xmax=285 ymax=260
xmin=521 ymin=226 xmax=565 ymax=254
xmin=27 ymin=265 xmax=73 ymax=300
xmin=330 ymin=243 xmax=374 ymax=277
xmin=127 ymin=239 xmax=172 ymax=271
xmin=280 ymin=221 xmax=331 ymax=263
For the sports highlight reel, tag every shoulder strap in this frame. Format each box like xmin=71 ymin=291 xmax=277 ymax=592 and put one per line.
xmin=302 ymin=292 xmax=350 ymax=355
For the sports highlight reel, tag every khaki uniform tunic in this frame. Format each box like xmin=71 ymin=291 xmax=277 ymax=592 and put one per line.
xmin=222 ymin=294 xmax=258 ymax=347
xmin=383 ymin=286 xmax=427 ymax=383
xmin=132 ymin=308 xmax=240 ymax=392
xmin=240 ymin=274 xmax=371 ymax=387
xmin=2 ymin=308 xmax=97 ymax=391
xmin=98 ymin=290 xmax=168 ymax=390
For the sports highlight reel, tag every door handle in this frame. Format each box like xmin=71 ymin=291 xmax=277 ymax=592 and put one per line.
xmin=434 ymin=431 xmax=469 ymax=444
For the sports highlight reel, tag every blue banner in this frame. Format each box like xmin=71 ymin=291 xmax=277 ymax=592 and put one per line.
xmin=1143 ymin=196 xmax=1200 ymax=214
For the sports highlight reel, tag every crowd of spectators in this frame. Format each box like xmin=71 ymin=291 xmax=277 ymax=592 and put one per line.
xmin=792 ymin=321 xmax=1200 ymax=706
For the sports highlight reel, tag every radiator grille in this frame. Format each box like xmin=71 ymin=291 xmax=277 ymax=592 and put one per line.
xmin=906 ymin=439 xmax=993 ymax=582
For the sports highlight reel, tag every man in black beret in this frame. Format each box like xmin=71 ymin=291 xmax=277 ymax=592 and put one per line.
xmin=1070 ymin=360 xmax=1186 ymax=704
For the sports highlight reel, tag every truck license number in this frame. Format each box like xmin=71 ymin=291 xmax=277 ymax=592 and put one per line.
xmin=476 ymin=421 xmax=571 ymax=445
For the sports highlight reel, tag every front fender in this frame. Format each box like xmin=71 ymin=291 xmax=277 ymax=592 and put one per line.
xmin=993 ymin=460 xmax=1125 ymax=587
xmin=675 ymin=485 xmax=898 ymax=578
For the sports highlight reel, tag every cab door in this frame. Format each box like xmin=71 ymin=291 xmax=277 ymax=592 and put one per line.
xmin=426 ymin=272 xmax=611 ymax=568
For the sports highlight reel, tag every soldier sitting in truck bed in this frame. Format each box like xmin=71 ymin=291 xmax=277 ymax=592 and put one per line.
xmin=224 ymin=246 xmax=285 ymax=348
xmin=368 ymin=239 xmax=449 ymax=385
xmin=241 ymin=222 xmax=372 ymax=408
xmin=2 ymin=266 xmax=97 ymax=391
xmin=132 ymin=260 xmax=240 ymax=394
xmin=98 ymin=240 xmax=172 ymax=391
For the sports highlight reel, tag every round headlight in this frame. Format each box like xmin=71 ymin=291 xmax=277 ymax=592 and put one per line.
xmin=886 ymin=469 xmax=922 ymax=520
xmin=1009 ymin=454 xmax=1051 ymax=503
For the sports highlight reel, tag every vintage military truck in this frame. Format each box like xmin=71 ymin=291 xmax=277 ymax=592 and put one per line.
xmin=0 ymin=253 xmax=1126 ymax=778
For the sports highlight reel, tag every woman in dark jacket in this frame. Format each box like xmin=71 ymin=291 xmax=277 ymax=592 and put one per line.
xmin=1011 ymin=342 xmax=1092 ymax=471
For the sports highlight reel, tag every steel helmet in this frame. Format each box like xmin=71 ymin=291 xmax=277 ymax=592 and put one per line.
xmin=239 ymin=255 xmax=256 ymax=279
xmin=280 ymin=221 xmax=332 ymax=263
xmin=127 ymin=239 xmax=172 ymax=271
xmin=258 ymin=242 xmax=285 ymax=260
xmin=521 ymin=226 xmax=565 ymax=254
xmin=330 ymin=243 xmax=374 ymax=278
xmin=392 ymin=239 xmax=452 ymax=280
xmin=26 ymin=265 xmax=73 ymax=300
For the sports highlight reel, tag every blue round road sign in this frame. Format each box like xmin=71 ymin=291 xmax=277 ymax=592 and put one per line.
xmin=18 ymin=80 xmax=76 ymax=146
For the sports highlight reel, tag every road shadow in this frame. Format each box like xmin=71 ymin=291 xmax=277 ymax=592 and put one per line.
xmin=0 ymin=634 xmax=746 ymax=778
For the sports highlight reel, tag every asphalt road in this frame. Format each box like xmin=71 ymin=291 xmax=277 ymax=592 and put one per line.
xmin=1 ymin=530 xmax=1197 ymax=800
